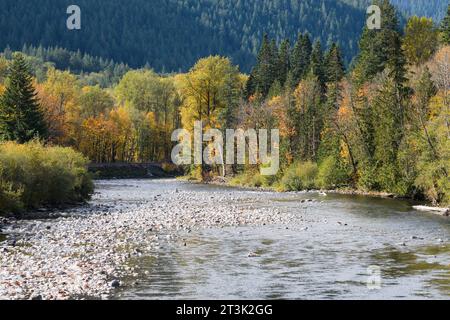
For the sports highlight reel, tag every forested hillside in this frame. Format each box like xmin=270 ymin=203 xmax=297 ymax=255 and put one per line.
xmin=389 ymin=0 xmax=448 ymax=22
xmin=342 ymin=0 xmax=448 ymax=21
xmin=1 ymin=0 xmax=445 ymax=73
xmin=0 ymin=0 xmax=377 ymax=72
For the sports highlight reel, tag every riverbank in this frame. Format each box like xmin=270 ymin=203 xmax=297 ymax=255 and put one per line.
xmin=88 ymin=163 xmax=179 ymax=179
xmin=0 ymin=179 xmax=302 ymax=300
xmin=203 ymin=176 xmax=450 ymax=215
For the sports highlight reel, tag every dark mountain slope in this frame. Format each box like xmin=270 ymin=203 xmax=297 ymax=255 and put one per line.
xmin=0 ymin=0 xmax=446 ymax=72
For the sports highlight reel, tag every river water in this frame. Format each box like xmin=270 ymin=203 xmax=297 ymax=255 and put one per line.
xmin=110 ymin=180 xmax=450 ymax=300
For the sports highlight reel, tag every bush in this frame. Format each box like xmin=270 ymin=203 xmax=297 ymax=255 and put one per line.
xmin=278 ymin=161 xmax=318 ymax=191
xmin=0 ymin=141 xmax=93 ymax=215
xmin=230 ymin=165 xmax=281 ymax=189
xmin=357 ymin=163 xmax=380 ymax=191
xmin=415 ymin=159 xmax=450 ymax=206
xmin=316 ymin=156 xmax=350 ymax=189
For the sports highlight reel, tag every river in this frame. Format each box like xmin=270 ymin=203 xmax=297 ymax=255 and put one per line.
xmin=111 ymin=180 xmax=450 ymax=300
xmin=1 ymin=179 xmax=449 ymax=300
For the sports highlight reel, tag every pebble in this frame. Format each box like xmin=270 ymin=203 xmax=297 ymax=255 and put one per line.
xmin=110 ymin=280 xmax=121 ymax=288
xmin=0 ymin=179 xmax=306 ymax=300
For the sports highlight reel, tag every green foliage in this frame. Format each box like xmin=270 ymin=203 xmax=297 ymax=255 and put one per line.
xmin=1 ymin=46 xmax=130 ymax=87
xmin=354 ymin=0 xmax=406 ymax=83
xmin=403 ymin=16 xmax=439 ymax=65
xmin=279 ymin=161 xmax=319 ymax=191
xmin=230 ymin=167 xmax=279 ymax=189
xmin=309 ymin=41 xmax=326 ymax=90
xmin=0 ymin=141 xmax=93 ymax=215
xmin=317 ymin=156 xmax=350 ymax=189
xmin=291 ymin=33 xmax=312 ymax=86
xmin=325 ymin=43 xmax=345 ymax=84
xmin=441 ymin=5 xmax=450 ymax=45
xmin=0 ymin=53 xmax=47 ymax=143
xmin=371 ymin=72 xmax=405 ymax=192
xmin=276 ymin=39 xmax=291 ymax=87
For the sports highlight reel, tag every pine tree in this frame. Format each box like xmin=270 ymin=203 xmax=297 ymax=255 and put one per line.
xmin=441 ymin=5 xmax=450 ymax=45
xmin=309 ymin=40 xmax=326 ymax=92
xmin=290 ymin=33 xmax=312 ymax=87
xmin=355 ymin=0 xmax=406 ymax=84
xmin=0 ymin=53 xmax=47 ymax=143
xmin=324 ymin=43 xmax=345 ymax=112
xmin=325 ymin=43 xmax=345 ymax=84
xmin=277 ymin=39 xmax=290 ymax=86
xmin=252 ymin=34 xmax=278 ymax=98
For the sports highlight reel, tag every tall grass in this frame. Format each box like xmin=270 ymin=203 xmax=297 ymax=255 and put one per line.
xmin=0 ymin=141 xmax=93 ymax=215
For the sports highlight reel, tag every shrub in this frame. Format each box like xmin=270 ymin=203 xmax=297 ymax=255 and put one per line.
xmin=358 ymin=163 xmax=380 ymax=191
xmin=415 ymin=159 xmax=450 ymax=206
xmin=187 ymin=165 xmax=203 ymax=181
xmin=278 ymin=161 xmax=318 ymax=191
xmin=0 ymin=141 xmax=93 ymax=215
xmin=316 ymin=156 xmax=350 ymax=189
xmin=230 ymin=165 xmax=280 ymax=189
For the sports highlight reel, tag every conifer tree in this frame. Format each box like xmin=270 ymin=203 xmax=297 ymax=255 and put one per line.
xmin=290 ymin=33 xmax=312 ymax=87
xmin=325 ymin=43 xmax=345 ymax=84
xmin=355 ymin=0 xmax=406 ymax=84
xmin=309 ymin=40 xmax=326 ymax=92
xmin=250 ymin=34 xmax=278 ymax=98
xmin=441 ymin=5 xmax=450 ymax=44
xmin=0 ymin=53 xmax=47 ymax=142
xmin=277 ymin=39 xmax=290 ymax=86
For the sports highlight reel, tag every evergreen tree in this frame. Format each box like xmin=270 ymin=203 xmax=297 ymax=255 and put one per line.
xmin=441 ymin=5 xmax=450 ymax=45
xmin=309 ymin=40 xmax=326 ymax=92
xmin=325 ymin=43 xmax=345 ymax=84
xmin=277 ymin=39 xmax=290 ymax=86
xmin=244 ymin=73 xmax=256 ymax=99
xmin=252 ymin=34 xmax=278 ymax=98
xmin=0 ymin=53 xmax=47 ymax=142
xmin=291 ymin=33 xmax=312 ymax=87
xmin=324 ymin=43 xmax=345 ymax=112
xmin=355 ymin=0 xmax=406 ymax=84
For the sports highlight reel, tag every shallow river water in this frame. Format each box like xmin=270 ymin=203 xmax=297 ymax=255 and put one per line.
xmin=109 ymin=180 xmax=450 ymax=300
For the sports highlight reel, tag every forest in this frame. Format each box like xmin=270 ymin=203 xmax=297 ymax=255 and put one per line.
xmin=0 ymin=0 xmax=447 ymax=73
xmin=0 ymin=1 xmax=449 ymax=210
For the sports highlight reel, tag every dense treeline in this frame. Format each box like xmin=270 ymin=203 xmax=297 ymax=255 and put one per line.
xmin=1 ymin=46 xmax=130 ymax=87
xmin=232 ymin=1 xmax=449 ymax=205
xmin=0 ymin=1 xmax=449 ymax=207
xmin=341 ymin=0 xmax=447 ymax=22
xmin=1 ymin=0 xmax=442 ymax=74
xmin=0 ymin=52 xmax=185 ymax=164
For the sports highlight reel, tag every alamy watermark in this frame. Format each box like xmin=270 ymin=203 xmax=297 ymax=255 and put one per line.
xmin=367 ymin=265 xmax=382 ymax=290
xmin=367 ymin=5 xmax=381 ymax=30
xmin=67 ymin=5 xmax=81 ymax=30
xmin=171 ymin=121 xmax=280 ymax=176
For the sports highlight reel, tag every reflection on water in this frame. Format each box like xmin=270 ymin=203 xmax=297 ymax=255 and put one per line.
xmin=0 ymin=234 xmax=6 ymax=243
xmin=110 ymin=181 xmax=450 ymax=300
xmin=370 ymin=245 xmax=450 ymax=296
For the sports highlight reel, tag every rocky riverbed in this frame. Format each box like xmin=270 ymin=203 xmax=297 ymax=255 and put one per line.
xmin=2 ymin=179 xmax=449 ymax=300
xmin=0 ymin=179 xmax=307 ymax=300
